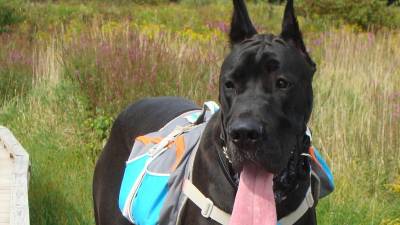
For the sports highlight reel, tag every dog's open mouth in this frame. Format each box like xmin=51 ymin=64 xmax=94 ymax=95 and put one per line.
xmin=230 ymin=163 xmax=277 ymax=225
xmin=226 ymin=136 xmax=290 ymax=224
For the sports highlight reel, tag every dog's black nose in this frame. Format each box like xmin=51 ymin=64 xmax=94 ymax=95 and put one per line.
xmin=229 ymin=120 xmax=263 ymax=145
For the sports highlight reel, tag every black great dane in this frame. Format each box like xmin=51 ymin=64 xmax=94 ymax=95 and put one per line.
xmin=93 ymin=0 xmax=319 ymax=224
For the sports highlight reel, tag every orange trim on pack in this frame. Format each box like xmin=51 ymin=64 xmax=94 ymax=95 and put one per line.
xmin=136 ymin=136 xmax=163 ymax=145
xmin=137 ymin=135 xmax=186 ymax=171
xmin=309 ymin=146 xmax=322 ymax=169
xmin=171 ymin=136 xmax=185 ymax=171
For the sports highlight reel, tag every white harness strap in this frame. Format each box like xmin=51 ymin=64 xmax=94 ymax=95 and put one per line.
xmin=182 ymin=179 xmax=314 ymax=225
xmin=182 ymin=180 xmax=231 ymax=225
xmin=277 ymin=185 xmax=314 ymax=225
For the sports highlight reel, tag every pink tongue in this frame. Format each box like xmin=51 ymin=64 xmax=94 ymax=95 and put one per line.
xmin=230 ymin=164 xmax=276 ymax=225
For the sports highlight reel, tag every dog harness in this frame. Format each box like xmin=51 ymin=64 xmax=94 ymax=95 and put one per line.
xmin=118 ymin=101 xmax=334 ymax=225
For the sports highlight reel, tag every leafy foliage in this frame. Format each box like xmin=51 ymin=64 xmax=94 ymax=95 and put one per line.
xmin=0 ymin=0 xmax=24 ymax=32
xmin=297 ymin=0 xmax=400 ymax=30
xmin=83 ymin=111 xmax=114 ymax=161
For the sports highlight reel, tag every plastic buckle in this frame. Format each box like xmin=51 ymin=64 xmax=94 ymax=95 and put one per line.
xmin=301 ymin=153 xmax=312 ymax=158
xmin=201 ymin=198 xmax=214 ymax=218
xmin=148 ymin=146 xmax=166 ymax=157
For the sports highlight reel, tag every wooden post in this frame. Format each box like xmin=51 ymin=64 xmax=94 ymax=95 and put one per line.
xmin=0 ymin=127 xmax=30 ymax=225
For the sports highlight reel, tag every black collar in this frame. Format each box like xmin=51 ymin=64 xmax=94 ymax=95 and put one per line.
xmin=216 ymin=140 xmax=239 ymax=190
xmin=217 ymin=113 xmax=239 ymax=190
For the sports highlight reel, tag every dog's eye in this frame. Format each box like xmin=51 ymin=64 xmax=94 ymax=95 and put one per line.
xmin=225 ymin=81 xmax=235 ymax=90
xmin=276 ymin=78 xmax=292 ymax=89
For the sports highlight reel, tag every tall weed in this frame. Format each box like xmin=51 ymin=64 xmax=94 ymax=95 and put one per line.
xmin=0 ymin=33 xmax=34 ymax=105
xmin=64 ymin=22 xmax=224 ymax=113
xmin=311 ymin=30 xmax=400 ymax=224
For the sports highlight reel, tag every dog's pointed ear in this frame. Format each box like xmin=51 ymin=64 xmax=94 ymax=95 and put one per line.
xmin=229 ymin=0 xmax=257 ymax=46
xmin=281 ymin=0 xmax=315 ymax=69
xmin=280 ymin=0 xmax=306 ymax=54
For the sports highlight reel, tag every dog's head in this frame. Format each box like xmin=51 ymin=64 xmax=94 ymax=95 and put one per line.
xmin=219 ymin=0 xmax=315 ymax=174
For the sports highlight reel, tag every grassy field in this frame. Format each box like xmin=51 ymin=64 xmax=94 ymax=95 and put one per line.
xmin=0 ymin=1 xmax=399 ymax=225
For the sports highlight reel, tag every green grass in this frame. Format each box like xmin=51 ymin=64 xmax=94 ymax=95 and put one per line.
xmin=0 ymin=81 xmax=95 ymax=225
xmin=0 ymin=1 xmax=399 ymax=225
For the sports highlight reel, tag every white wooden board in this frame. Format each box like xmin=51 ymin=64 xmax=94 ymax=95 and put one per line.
xmin=0 ymin=127 xmax=30 ymax=225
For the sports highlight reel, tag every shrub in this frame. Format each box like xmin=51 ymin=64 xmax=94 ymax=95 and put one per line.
xmin=297 ymin=0 xmax=400 ymax=30
xmin=82 ymin=110 xmax=114 ymax=161
xmin=0 ymin=0 xmax=24 ymax=32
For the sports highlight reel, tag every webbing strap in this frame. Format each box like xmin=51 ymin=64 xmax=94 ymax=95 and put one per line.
xmin=182 ymin=180 xmax=231 ymax=225
xmin=182 ymin=179 xmax=314 ymax=225
xmin=278 ymin=185 xmax=314 ymax=225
